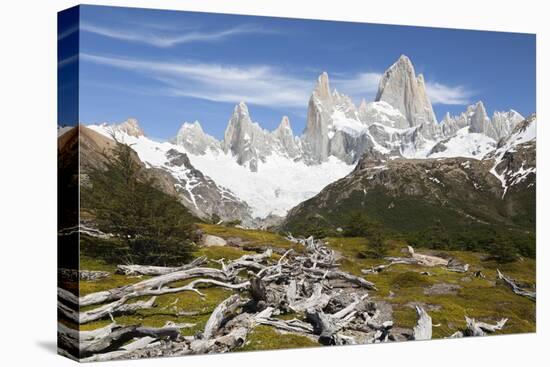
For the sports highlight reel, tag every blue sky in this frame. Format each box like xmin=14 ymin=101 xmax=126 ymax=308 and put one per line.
xmin=61 ymin=5 xmax=536 ymax=140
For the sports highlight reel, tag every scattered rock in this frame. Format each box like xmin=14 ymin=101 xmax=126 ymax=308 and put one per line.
xmin=372 ymin=300 xmax=393 ymax=323
xmin=405 ymin=301 xmax=441 ymax=312
xmin=424 ymin=283 xmax=461 ymax=295
xmin=226 ymin=237 xmax=248 ymax=246
xmin=58 ymin=268 xmax=110 ymax=282
xmin=201 ymin=234 xmax=227 ymax=247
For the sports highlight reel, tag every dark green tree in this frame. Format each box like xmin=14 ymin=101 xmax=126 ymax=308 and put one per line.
xmin=365 ymin=221 xmax=387 ymax=258
xmin=81 ymin=142 xmax=197 ymax=266
xmin=488 ymin=233 xmax=518 ymax=263
xmin=344 ymin=212 xmax=370 ymax=237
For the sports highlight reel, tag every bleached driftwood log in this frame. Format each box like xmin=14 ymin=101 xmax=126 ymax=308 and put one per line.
xmin=116 ymin=256 xmax=207 ymax=276
xmin=497 ymin=269 xmax=536 ymax=301
xmin=304 ymin=267 xmax=377 ymax=290
xmin=304 ymin=294 xmax=369 ymax=345
xmin=203 ymin=294 xmax=246 ymax=339
xmin=446 ymin=258 xmax=470 ymax=273
xmin=412 ymin=306 xmax=432 ymax=340
xmin=464 ymin=316 xmax=508 ymax=336
xmin=58 ymin=321 xmax=184 ymax=358
xmin=289 ymin=283 xmax=331 ymax=313
xmin=58 ymin=296 xmax=157 ymax=324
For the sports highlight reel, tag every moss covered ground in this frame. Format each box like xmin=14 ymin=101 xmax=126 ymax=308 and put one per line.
xmin=325 ymin=236 xmax=536 ymax=338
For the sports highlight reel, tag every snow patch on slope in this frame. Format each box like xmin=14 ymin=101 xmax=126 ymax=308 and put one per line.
xmin=428 ymin=127 xmax=496 ymax=159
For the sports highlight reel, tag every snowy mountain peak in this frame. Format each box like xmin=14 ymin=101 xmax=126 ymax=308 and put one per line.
xmin=174 ymin=120 xmax=221 ymax=155
xmin=178 ymin=120 xmax=203 ymax=133
xmin=375 ymin=55 xmax=437 ymax=128
xmin=113 ymin=118 xmax=145 ymax=137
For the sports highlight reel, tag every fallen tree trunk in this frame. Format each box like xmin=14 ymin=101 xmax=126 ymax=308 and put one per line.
xmin=72 ymin=267 xmax=236 ymax=307
xmin=497 ymin=269 xmax=536 ymax=301
xmin=116 ymin=256 xmax=207 ymax=276
xmin=58 ymin=296 xmax=157 ymax=324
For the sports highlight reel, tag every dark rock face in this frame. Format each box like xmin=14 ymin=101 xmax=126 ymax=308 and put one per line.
xmin=162 ymin=149 xmax=254 ymax=224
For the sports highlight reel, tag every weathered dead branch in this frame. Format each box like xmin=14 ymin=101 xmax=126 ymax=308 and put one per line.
xmin=464 ymin=316 xmax=508 ymax=336
xmin=497 ymin=269 xmax=536 ymax=301
xmin=412 ymin=306 xmax=432 ymax=340
xmin=116 ymin=256 xmax=207 ymax=276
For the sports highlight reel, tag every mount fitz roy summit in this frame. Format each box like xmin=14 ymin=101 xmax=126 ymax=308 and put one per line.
xmin=86 ymin=55 xmax=535 ymax=227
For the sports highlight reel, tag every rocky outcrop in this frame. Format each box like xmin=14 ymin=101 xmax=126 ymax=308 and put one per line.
xmin=200 ymin=234 xmax=227 ymax=247
xmin=164 ymin=149 xmax=253 ymax=223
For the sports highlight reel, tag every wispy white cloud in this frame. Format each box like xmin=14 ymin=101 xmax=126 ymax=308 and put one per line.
xmin=80 ymin=22 xmax=272 ymax=48
xmin=425 ymin=81 xmax=472 ymax=105
xmin=332 ymin=72 xmax=382 ymax=101
xmin=334 ymin=72 xmax=473 ymax=105
xmin=81 ymin=53 xmax=473 ymax=108
xmin=81 ymin=53 xmax=313 ymax=107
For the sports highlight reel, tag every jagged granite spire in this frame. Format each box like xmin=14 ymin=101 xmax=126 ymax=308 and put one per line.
xmin=375 ymin=55 xmax=437 ymax=128
xmin=302 ymin=72 xmax=334 ymax=163
xmin=272 ymin=116 xmax=301 ymax=158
